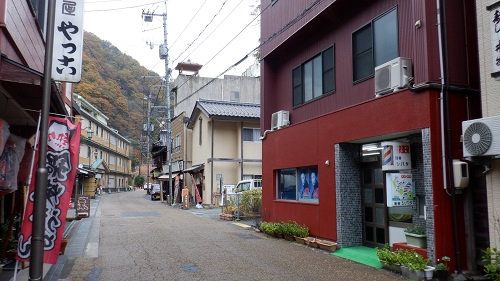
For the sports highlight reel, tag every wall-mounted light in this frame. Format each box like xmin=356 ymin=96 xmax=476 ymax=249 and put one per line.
xmin=83 ymin=126 xmax=93 ymax=139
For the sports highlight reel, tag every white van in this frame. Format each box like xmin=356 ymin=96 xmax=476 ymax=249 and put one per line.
xmin=234 ymin=179 xmax=262 ymax=193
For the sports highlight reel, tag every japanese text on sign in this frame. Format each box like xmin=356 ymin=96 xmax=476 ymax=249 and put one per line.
xmin=52 ymin=0 xmax=84 ymax=82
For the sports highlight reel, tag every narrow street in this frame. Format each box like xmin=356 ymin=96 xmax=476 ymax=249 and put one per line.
xmin=62 ymin=190 xmax=404 ymax=281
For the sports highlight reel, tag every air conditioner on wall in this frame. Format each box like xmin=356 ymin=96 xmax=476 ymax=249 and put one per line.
xmin=374 ymin=57 xmax=413 ymax=96
xmin=271 ymin=110 xmax=290 ymax=130
xmin=462 ymin=115 xmax=500 ymax=157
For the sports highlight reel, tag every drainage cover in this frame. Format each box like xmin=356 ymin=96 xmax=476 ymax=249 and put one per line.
xmin=182 ymin=263 xmax=200 ymax=273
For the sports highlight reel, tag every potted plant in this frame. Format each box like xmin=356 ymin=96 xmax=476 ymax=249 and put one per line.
xmin=291 ymin=222 xmax=309 ymax=244
xmin=435 ymin=256 xmax=450 ymax=280
xmin=376 ymin=244 xmax=401 ymax=273
xmin=407 ymin=251 xmax=428 ymax=281
xmin=281 ymin=221 xmax=295 ymax=241
xmin=395 ymin=248 xmax=414 ymax=278
xmin=404 ymin=226 xmax=427 ymax=248
xmin=260 ymin=222 xmax=277 ymax=236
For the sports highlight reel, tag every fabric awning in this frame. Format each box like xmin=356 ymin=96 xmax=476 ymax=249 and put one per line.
xmin=183 ymin=164 xmax=204 ymax=173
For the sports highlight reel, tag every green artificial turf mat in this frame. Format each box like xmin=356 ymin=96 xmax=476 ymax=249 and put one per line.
xmin=332 ymin=246 xmax=382 ymax=268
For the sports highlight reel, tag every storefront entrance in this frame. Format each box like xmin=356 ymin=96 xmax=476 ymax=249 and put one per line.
xmin=361 ymin=154 xmax=388 ymax=248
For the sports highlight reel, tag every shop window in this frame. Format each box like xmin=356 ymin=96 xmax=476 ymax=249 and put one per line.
xmin=353 ymin=8 xmax=398 ymax=82
xmin=277 ymin=166 xmax=318 ymax=202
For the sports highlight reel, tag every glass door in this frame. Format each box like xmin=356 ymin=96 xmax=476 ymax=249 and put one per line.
xmin=361 ymin=161 xmax=388 ymax=248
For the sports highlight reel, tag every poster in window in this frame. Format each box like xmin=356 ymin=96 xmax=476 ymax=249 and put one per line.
xmin=386 ymin=172 xmax=414 ymax=207
xmin=298 ymin=167 xmax=318 ymax=202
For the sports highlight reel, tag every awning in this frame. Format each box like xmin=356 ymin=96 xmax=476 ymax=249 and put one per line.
xmin=77 ymin=166 xmax=95 ymax=176
xmin=183 ymin=164 xmax=204 ymax=173
xmin=0 ymin=55 xmax=66 ymax=138
xmin=91 ymin=158 xmax=110 ymax=173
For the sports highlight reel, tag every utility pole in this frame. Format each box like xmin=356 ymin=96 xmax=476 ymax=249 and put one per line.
xmin=145 ymin=94 xmax=151 ymax=193
xmin=142 ymin=0 xmax=172 ymax=204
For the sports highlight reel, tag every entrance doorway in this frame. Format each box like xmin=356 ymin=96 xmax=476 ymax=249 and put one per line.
xmin=361 ymin=152 xmax=387 ymax=248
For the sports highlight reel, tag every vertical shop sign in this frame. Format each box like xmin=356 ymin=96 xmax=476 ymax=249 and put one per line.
xmin=52 ymin=0 xmax=84 ymax=82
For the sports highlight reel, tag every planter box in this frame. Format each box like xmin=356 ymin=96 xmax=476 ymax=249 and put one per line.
xmin=317 ymin=240 xmax=337 ymax=252
xmin=405 ymin=233 xmax=427 ymax=248
xmin=401 ymin=266 xmax=410 ymax=279
xmin=294 ymin=236 xmax=307 ymax=245
xmin=304 ymin=237 xmax=319 ymax=248
xmin=381 ymin=262 xmax=402 ymax=273
xmin=283 ymin=234 xmax=295 ymax=241
xmin=424 ymin=266 xmax=435 ymax=280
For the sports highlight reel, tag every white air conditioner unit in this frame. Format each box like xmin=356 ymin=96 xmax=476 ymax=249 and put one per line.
xmin=462 ymin=115 xmax=500 ymax=157
xmin=271 ymin=110 xmax=290 ymax=130
xmin=374 ymin=57 xmax=412 ymax=96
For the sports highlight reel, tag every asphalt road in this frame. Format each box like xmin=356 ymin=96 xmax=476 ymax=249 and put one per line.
xmin=65 ymin=190 xmax=405 ymax=281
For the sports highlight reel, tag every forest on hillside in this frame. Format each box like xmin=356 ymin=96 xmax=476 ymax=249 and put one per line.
xmin=74 ymin=32 xmax=167 ymax=161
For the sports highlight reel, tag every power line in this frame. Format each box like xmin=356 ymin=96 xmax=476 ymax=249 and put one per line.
xmin=175 ymin=0 xmax=324 ymax=103
xmin=85 ymin=1 xmax=163 ymax=12
xmin=178 ymin=0 xmax=245 ymax=66
xmin=170 ymin=0 xmax=229 ymax=65
xmin=169 ymin=0 xmax=208 ymax=50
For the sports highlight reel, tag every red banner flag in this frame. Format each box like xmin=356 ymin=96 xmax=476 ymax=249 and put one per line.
xmin=17 ymin=117 xmax=81 ymax=264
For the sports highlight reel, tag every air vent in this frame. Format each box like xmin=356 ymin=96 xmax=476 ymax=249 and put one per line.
xmin=462 ymin=115 xmax=500 ymax=157
xmin=463 ymin=122 xmax=492 ymax=156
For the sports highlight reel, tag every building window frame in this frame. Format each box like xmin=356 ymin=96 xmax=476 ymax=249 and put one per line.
xmin=242 ymin=128 xmax=261 ymax=142
xmin=352 ymin=7 xmax=398 ymax=83
xmin=292 ymin=46 xmax=335 ymax=107
xmin=276 ymin=166 xmax=318 ymax=203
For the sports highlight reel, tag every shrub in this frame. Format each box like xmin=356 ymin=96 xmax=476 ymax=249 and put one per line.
xmin=260 ymin=222 xmax=278 ymax=235
xmin=240 ymin=189 xmax=262 ymax=215
xmin=482 ymin=248 xmax=500 ymax=281
xmin=376 ymin=244 xmax=398 ymax=266
xmin=404 ymin=226 xmax=426 ymax=236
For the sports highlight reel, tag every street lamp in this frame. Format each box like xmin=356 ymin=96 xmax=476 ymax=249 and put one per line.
xmin=83 ymin=126 xmax=93 ymax=139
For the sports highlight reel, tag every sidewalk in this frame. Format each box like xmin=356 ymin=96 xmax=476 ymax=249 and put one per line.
xmin=6 ymin=197 xmax=101 ymax=281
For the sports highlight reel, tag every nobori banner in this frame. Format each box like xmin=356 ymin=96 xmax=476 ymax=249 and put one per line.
xmin=52 ymin=0 xmax=84 ymax=82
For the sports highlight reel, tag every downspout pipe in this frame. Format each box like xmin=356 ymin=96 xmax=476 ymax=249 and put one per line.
xmin=211 ymin=119 xmax=214 ymax=206
xmin=438 ymin=0 xmax=469 ymax=277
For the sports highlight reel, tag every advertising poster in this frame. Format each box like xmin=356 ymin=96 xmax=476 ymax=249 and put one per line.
xmin=386 ymin=173 xmax=414 ymax=207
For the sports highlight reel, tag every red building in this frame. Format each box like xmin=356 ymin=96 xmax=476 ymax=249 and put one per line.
xmin=260 ymin=0 xmax=484 ymax=272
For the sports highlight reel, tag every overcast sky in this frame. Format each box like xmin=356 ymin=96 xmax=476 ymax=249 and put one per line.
xmin=83 ymin=0 xmax=260 ymax=79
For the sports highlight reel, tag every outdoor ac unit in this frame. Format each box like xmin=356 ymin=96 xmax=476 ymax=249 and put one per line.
xmin=462 ymin=115 xmax=500 ymax=157
xmin=271 ymin=110 xmax=290 ymax=130
xmin=374 ymin=57 xmax=412 ymax=96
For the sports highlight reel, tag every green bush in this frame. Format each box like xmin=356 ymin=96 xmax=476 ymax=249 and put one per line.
xmin=404 ymin=226 xmax=426 ymax=236
xmin=240 ymin=189 xmax=262 ymax=215
xmin=376 ymin=244 xmax=398 ymax=266
xmin=482 ymin=247 xmax=500 ymax=281
xmin=260 ymin=222 xmax=278 ymax=235
xmin=395 ymin=248 xmax=428 ymax=271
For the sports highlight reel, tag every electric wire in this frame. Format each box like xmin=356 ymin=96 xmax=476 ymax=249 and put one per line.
xmin=175 ymin=0 xmax=324 ymax=104
xmin=170 ymin=0 xmax=229 ymax=66
xmin=169 ymin=0 xmax=208 ymax=50
xmin=85 ymin=1 xmax=163 ymax=12
xmin=177 ymin=0 xmax=245 ymax=67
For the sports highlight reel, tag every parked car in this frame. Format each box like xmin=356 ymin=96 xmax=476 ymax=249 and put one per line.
xmin=150 ymin=184 xmax=161 ymax=201
xmin=234 ymin=179 xmax=262 ymax=193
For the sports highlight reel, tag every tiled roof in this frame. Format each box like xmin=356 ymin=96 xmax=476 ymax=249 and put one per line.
xmin=197 ymin=99 xmax=260 ymax=119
